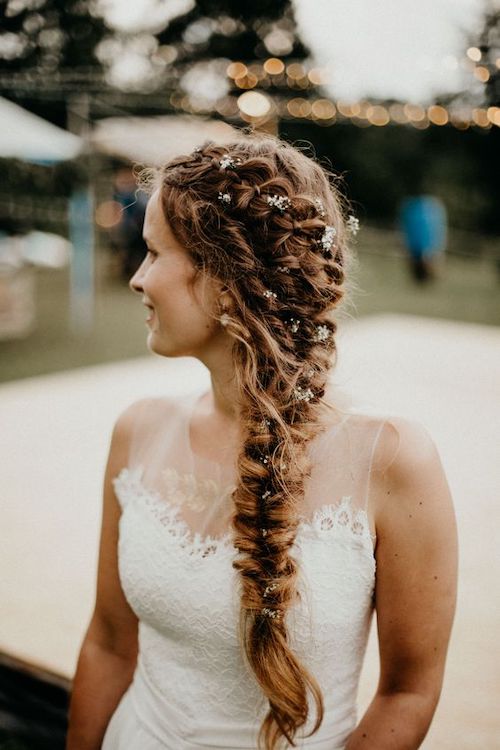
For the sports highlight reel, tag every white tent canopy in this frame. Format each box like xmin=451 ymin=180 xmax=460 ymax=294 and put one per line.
xmin=91 ymin=113 xmax=239 ymax=165
xmin=0 ymin=96 xmax=82 ymax=163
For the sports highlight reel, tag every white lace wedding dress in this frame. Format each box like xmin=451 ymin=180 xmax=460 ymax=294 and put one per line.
xmin=101 ymin=387 xmax=388 ymax=750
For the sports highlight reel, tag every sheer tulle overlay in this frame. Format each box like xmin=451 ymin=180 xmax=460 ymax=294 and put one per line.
xmin=101 ymin=388 xmax=401 ymax=749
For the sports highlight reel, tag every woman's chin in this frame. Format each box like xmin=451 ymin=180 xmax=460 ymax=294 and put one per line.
xmin=146 ymin=329 xmax=161 ymax=351
xmin=146 ymin=332 xmax=175 ymax=358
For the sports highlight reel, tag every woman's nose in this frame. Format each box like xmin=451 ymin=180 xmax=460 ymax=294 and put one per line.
xmin=129 ymin=266 xmax=144 ymax=294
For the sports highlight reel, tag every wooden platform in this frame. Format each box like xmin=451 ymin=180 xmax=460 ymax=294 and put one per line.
xmin=1 ymin=313 xmax=499 ymax=748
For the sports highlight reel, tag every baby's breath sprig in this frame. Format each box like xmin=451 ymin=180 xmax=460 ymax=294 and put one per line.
xmin=219 ymin=155 xmax=242 ymax=171
xmin=312 ymin=324 xmax=332 ymax=343
xmin=286 ymin=317 xmax=301 ymax=333
xmin=266 ymin=194 xmax=292 ymax=213
xmin=263 ymin=289 xmax=278 ymax=301
xmin=347 ymin=215 xmax=360 ymax=235
xmin=218 ymin=191 xmax=232 ymax=205
xmin=261 ymin=606 xmax=282 ymax=620
xmin=293 ymin=386 xmax=314 ymax=403
xmin=320 ymin=225 xmax=337 ymax=254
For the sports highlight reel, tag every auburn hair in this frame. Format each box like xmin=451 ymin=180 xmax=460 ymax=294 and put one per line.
xmin=139 ymin=131 xmax=357 ymax=749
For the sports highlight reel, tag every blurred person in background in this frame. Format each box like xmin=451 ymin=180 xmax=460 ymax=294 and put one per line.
xmin=399 ymin=195 xmax=448 ymax=283
xmin=66 ymin=133 xmax=457 ymax=750
xmin=109 ymin=167 xmax=148 ymax=280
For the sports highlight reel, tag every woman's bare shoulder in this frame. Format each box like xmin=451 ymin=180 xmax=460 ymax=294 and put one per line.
xmin=368 ymin=414 xmax=439 ymax=478
xmin=366 ymin=414 xmax=453 ymax=543
xmin=113 ymin=394 xmax=178 ymax=434
xmin=332 ymin=410 xmax=441 ymax=489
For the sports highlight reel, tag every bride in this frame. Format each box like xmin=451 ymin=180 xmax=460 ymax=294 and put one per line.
xmin=66 ymin=132 xmax=457 ymax=750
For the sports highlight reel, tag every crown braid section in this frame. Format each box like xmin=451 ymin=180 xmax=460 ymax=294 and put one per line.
xmin=142 ymin=132 xmax=356 ymax=750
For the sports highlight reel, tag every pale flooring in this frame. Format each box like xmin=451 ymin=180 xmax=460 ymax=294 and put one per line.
xmin=1 ymin=313 xmax=499 ymax=748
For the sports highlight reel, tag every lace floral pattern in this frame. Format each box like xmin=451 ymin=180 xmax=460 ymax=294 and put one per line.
xmin=113 ymin=465 xmax=375 ymax=557
xmin=159 ymin=467 xmax=236 ymax=513
xmin=113 ymin=466 xmax=233 ymax=558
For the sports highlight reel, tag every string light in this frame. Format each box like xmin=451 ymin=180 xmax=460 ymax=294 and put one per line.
xmin=366 ymin=105 xmax=390 ymax=126
xmin=165 ymin=88 xmax=499 ymax=130
xmin=466 ymin=47 xmax=482 ymax=62
xmin=286 ymin=62 xmax=305 ymax=80
xmin=404 ymin=104 xmax=426 ymax=122
xmin=237 ymin=90 xmax=272 ymax=119
xmin=388 ymin=104 xmax=408 ymax=124
xmin=472 ymin=108 xmax=490 ymax=127
xmin=226 ymin=62 xmax=247 ymax=79
xmin=235 ymin=72 xmax=258 ymax=89
xmin=487 ymin=107 xmax=500 ymax=126
xmin=428 ymin=105 xmax=448 ymax=126
xmin=473 ymin=66 xmax=490 ymax=83
xmin=311 ymin=99 xmax=336 ymax=120
xmin=264 ymin=58 xmax=285 ymax=76
xmin=0 ymin=44 xmax=497 ymax=132
xmin=307 ymin=67 xmax=328 ymax=85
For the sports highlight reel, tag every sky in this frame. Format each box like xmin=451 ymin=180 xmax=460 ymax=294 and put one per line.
xmin=292 ymin=0 xmax=489 ymax=103
xmin=99 ymin=0 xmax=491 ymax=104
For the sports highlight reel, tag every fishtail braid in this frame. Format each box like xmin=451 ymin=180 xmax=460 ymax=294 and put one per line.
xmin=140 ymin=131 xmax=358 ymax=750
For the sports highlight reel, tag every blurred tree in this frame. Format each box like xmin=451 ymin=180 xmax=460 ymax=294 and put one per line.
xmin=281 ymin=119 xmax=500 ymax=236
xmin=93 ymin=0 xmax=314 ymax=115
xmin=155 ymin=0 xmax=309 ymax=65
xmin=0 ymin=0 xmax=108 ymax=73
xmin=0 ymin=0 xmax=110 ymax=125
xmin=478 ymin=9 xmax=500 ymax=106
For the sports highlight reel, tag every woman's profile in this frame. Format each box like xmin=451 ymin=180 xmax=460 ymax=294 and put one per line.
xmin=66 ymin=132 xmax=458 ymax=750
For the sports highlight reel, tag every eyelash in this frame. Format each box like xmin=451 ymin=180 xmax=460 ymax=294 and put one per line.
xmin=146 ymin=248 xmax=158 ymax=259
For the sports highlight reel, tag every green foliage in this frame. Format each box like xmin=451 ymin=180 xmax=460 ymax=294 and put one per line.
xmin=0 ymin=156 xmax=88 ymax=236
xmin=281 ymin=120 xmax=500 ymax=235
xmin=0 ymin=0 xmax=109 ymax=73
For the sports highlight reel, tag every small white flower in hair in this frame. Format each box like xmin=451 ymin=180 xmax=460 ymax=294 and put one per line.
xmin=276 ymin=265 xmax=290 ymax=274
xmin=266 ymin=194 xmax=292 ymax=213
xmin=293 ymin=386 xmax=314 ymax=402
xmin=262 ymin=489 xmax=272 ymax=500
xmin=313 ymin=324 xmax=331 ymax=343
xmin=218 ymin=191 xmax=232 ymax=205
xmin=263 ymin=582 xmax=279 ymax=597
xmin=314 ymin=197 xmax=326 ymax=217
xmin=219 ymin=155 xmax=242 ymax=170
xmin=347 ymin=215 xmax=360 ymax=235
xmin=263 ymin=289 xmax=278 ymax=301
xmin=261 ymin=607 xmax=281 ymax=620
xmin=320 ymin=225 xmax=337 ymax=254
xmin=287 ymin=317 xmax=301 ymax=333
xmin=258 ymin=418 xmax=272 ymax=432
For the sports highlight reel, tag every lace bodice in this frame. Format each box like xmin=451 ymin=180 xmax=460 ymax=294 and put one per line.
xmin=111 ymin=389 xmax=386 ymax=748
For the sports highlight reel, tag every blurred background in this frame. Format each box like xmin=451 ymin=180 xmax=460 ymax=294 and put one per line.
xmin=0 ymin=0 xmax=499 ymax=748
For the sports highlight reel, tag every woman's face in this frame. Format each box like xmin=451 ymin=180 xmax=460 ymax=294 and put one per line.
xmin=129 ymin=189 xmax=221 ymax=358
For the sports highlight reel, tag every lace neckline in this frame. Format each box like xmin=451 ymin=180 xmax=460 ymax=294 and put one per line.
xmin=113 ymin=465 xmax=376 ymax=559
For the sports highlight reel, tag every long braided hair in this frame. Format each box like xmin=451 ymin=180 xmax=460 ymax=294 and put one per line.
xmin=140 ymin=131 xmax=357 ymax=749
